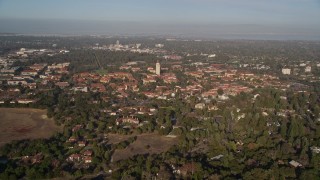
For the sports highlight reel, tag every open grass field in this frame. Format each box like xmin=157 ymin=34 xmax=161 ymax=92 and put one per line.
xmin=110 ymin=133 xmax=177 ymax=162
xmin=0 ymin=108 xmax=62 ymax=147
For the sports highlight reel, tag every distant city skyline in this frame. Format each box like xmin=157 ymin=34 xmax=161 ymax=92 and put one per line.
xmin=0 ymin=0 xmax=320 ymax=40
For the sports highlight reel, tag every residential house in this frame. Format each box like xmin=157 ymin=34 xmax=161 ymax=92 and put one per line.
xmin=67 ymin=154 xmax=81 ymax=162
xmin=289 ymin=160 xmax=302 ymax=168
xmin=84 ymin=157 xmax=92 ymax=163
xmin=83 ymin=150 xmax=93 ymax=156
xmin=78 ymin=141 xmax=86 ymax=147
xmin=21 ymin=69 xmax=38 ymax=76
xmin=195 ymin=103 xmax=206 ymax=110
xmin=116 ymin=116 xmax=140 ymax=125
xmin=55 ymin=82 xmax=70 ymax=88
xmin=17 ymin=99 xmax=36 ymax=104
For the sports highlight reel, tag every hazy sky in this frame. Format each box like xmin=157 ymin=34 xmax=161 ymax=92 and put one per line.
xmin=0 ymin=0 xmax=320 ymax=39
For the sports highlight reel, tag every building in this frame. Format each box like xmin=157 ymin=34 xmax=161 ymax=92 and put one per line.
xmin=299 ymin=63 xmax=306 ymax=67
xmin=67 ymin=154 xmax=81 ymax=162
xmin=155 ymin=44 xmax=164 ymax=48
xmin=289 ymin=160 xmax=302 ymax=168
xmin=55 ymin=82 xmax=70 ymax=88
xmin=83 ymin=150 xmax=93 ymax=156
xmin=156 ymin=61 xmax=161 ymax=76
xmin=7 ymin=80 xmax=28 ymax=86
xmin=310 ymin=146 xmax=320 ymax=154
xmin=29 ymin=63 xmax=47 ymax=71
xmin=305 ymin=66 xmax=311 ymax=72
xmin=0 ymin=67 xmax=21 ymax=74
xmin=282 ymin=68 xmax=291 ymax=75
xmin=116 ymin=116 xmax=140 ymax=125
xmin=114 ymin=40 xmax=121 ymax=49
xmin=208 ymin=54 xmax=216 ymax=58
xmin=84 ymin=157 xmax=92 ymax=163
xmin=78 ymin=141 xmax=86 ymax=147
xmin=17 ymin=99 xmax=36 ymax=104
xmin=21 ymin=70 xmax=38 ymax=76
xmin=195 ymin=103 xmax=206 ymax=110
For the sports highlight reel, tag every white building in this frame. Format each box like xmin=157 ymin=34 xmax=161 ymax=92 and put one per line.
xmin=7 ymin=80 xmax=28 ymax=86
xmin=310 ymin=146 xmax=320 ymax=154
xmin=195 ymin=103 xmax=205 ymax=110
xmin=282 ymin=68 xmax=291 ymax=75
xmin=305 ymin=66 xmax=311 ymax=72
xmin=156 ymin=61 xmax=161 ymax=76
xmin=289 ymin=160 xmax=302 ymax=168
xmin=17 ymin=99 xmax=35 ymax=104
xmin=299 ymin=63 xmax=306 ymax=67
xmin=155 ymin=44 xmax=164 ymax=48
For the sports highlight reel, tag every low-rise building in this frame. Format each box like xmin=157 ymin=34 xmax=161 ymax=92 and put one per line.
xmin=84 ymin=157 xmax=92 ymax=163
xmin=289 ymin=160 xmax=302 ymax=168
xmin=67 ymin=154 xmax=81 ymax=162
xmin=78 ymin=141 xmax=86 ymax=147
xmin=17 ymin=99 xmax=36 ymax=104
xmin=7 ymin=80 xmax=28 ymax=86
xmin=116 ymin=116 xmax=140 ymax=125
xmin=195 ymin=103 xmax=206 ymax=110
xmin=305 ymin=66 xmax=311 ymax=72
xmin=282 ymin=68 xmax=291 ymax=75
xmin=55 ymin=82 xmax=70 ymax=88
xmin=21 ymin=69 xmax=38 ymax=76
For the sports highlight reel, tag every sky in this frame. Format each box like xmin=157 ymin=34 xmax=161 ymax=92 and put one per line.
xmin=0 ymin=0 xmax=320 ymax=39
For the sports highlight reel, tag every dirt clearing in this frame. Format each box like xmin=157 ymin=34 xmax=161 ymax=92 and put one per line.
xmin=110 ymin=133 xmax=177 ymax=162
xmin=0 ymin=108 xmax=62 ymax=147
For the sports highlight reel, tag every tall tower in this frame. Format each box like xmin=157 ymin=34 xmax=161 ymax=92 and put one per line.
xmin=156 ymin=60 xmax=161 ymax=76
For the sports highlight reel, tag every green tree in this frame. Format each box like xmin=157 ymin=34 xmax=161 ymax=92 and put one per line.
xmin=217 ymin=88 xmax=224 ymax=96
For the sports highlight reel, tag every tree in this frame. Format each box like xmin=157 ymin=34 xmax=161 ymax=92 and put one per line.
xmin=280 ymin=122 xmax=287 ymax=138
xmin=299 ymin=169 xmax=319 ymax=180
xmin=217 ymin=88 xmax=224 ymax=96
xmin=288 ymin=116 xmax=305 ymax=141
xmin=157 ymin=164 xmax=174 ymax=180
xmin=243 ymin=168 xmax=270 ymax=180
xmin=87 ymin=121 xmax=95 ymax=131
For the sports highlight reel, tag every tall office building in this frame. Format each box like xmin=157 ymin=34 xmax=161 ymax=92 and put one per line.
xmin=156 ymin=61 xmax=161 ymax=76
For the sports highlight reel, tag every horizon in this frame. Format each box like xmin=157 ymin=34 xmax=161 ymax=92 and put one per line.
xmin=0 ymin=0 xmax=320 ymax=40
